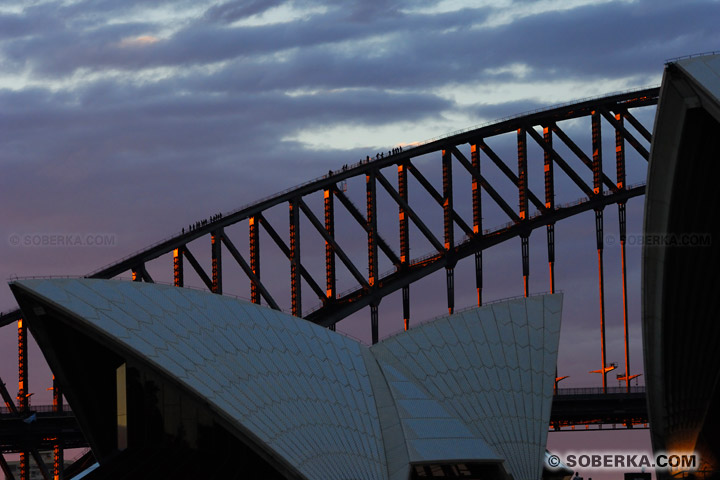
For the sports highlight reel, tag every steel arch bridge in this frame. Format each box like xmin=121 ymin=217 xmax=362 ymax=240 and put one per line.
xmin=0 ymin=87 xmax=659 ymax=478
xmin=1 ymin=86 xmax=657 ymax=436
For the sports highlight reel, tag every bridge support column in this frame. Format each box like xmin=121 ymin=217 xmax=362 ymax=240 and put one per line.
xmin=616 ymin=111 xmax=632 ymax=393
xmin=398 ymin=163 xmax=410 ymax=329
xmin=471 ymin=143 xmax=483 ymax=306
xmin=595 ymin=210 xmax=608 ymax=393
xmin=442 ymin=149 xmax=455 ymax=314
xmin=173 ymin=248 xmax=183 ymax=287
xmin=402 ymin=286 xmax=410 ymax=331
xmin=521 ymin=235 xmax=530 ymax=297
xmin=592 ymin=111 xmax=608 ymax=393
xmin=324 ymin=189 xmax=336 ymax=325
xmin=289 ymin=200 xmax=301 ymax=317
xmin=544 ymin=125 xmax=556 ymax=294
xmin=249 ymin=216 xmax=260 ymax=305
xmin=211 ymin=229 xmax=223 ymax=294
xmin=620 ymin=202 xmax=631 ymax=393
xmin=446 ymin=268 xmax=455 ymax=315
xmin=52 ymin=375 xmax=63 ymax=480
xmin=370 ymin=304 xmax=379 ymax=345
xmin=547 ymin=225 xmax=555 ymax=293
xmin=18 ymin=318 xmax=29 ymax=480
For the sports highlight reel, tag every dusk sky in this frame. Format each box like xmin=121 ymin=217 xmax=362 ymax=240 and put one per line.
xmin=1 ymin=0 xmax=718 ymax=477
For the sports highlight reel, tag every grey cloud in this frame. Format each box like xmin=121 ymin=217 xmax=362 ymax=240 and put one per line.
xmin=203 ymin=0 xmax=286 ymax=24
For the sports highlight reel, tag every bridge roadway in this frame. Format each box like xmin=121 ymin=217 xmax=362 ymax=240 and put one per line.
xmin=1 ymin=387 xmax=648 ymax=454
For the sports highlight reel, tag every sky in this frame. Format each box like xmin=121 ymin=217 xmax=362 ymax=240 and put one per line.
xmin=1 ymin=0 xmax=718 ymax=477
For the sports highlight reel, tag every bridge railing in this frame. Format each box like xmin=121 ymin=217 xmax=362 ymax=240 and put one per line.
xmin=554 ymin=386 xmax=646 ymax=396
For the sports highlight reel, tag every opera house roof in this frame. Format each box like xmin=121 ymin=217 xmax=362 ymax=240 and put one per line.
xmin=11 ymin=278 xmax=562 ymax=480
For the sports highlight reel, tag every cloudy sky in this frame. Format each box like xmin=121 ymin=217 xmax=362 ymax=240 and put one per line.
xmin=0 ymin=0 xmax=718 ymax=475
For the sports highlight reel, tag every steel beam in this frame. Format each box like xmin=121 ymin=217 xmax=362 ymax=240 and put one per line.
xmin=454 ymin=144 xmax=521 ymax=223
xmin=526 ymin=126 xmax=595 ymax=198
xmin=622 ymin=109 xmax=652 ymax=142
xmin=366 ymin=170 xmax=378 ymax=288
xmin=410 ymin=154 xmax=473 ymax=236
xmin=289 ymin=199 xmax=301 ymax=317
xmin=477 ymin=141 xmax=546 ymax=213
xmin=550 ymin=123 xmax=620 ymax=194
xmin=52 ymin=376 xmax=63 ymax=480
xmin=211 ymin=229 xmax=222 ymax=294
xmin=324 ymin=189 xmax=336 ymax=303
xmin=249 ymin=216 xmax=260 ymax=304
xmin=599 ymin=106 xmax=649 ymax=160
xmin=332 ymin=188 xmax=401 ymax=266
xmin=173 ymin=248 xmax=183 ymax=287
xmin=442 ymin=149 xmax=455 ymax=314
xmin=592 ymin=111 xmax=608 ymax=393
xmin=616 ymin=111 xmax=631 ymax=392
xmin=375 ymin=171 xmax=445 ymax=252
xmin=297 ymin=199 xmax=369 ymax=289
xmin=399 ymin=162 xmax=410 ymax=329
xmin=220 ymin=232 xmax=280 ymax=310
xmin=521 ymin=235 xmax=530 ymax=297
xmin=256 ymin=213 xmax=326 ymax=303
xmin=544 ymin=126 xmax=556 ymax=293
xmin=471 ymin=143 xmax=483 ymax=306
xmin=182 ymin=246 xmax=214 ymax=291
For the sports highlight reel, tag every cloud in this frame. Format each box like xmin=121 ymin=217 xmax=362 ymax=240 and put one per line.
xmin=117 ymin=34 xmax=161 ymax=48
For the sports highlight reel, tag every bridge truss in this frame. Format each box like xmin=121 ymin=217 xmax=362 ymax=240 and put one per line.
xmin=1 ymin=87 xmax=659 ymax=478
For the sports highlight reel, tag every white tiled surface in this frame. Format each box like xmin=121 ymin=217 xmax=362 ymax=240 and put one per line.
xmin=16 ymin=278 xmax=562 ymax=480
xmin=371 ymin=294 xmax=563 ymax=480
xmin=17 ymin=278 xmax=385 ymax=480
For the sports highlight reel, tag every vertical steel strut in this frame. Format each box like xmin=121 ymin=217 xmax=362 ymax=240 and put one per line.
xmin=324 ymin=189 xmax=336 ymax=331
xmin=616 ymin=111 xmax=631 ymax=392
xmin=592 ymin=111 xmax=608 ymax=393
xmin=442 ymin=149 xmax=455 ymax=314
xmin=366 ymin=170 xmax=378 ymax=341
xmin=544 ymin=126 xmax=556 ymax=293
xmin=173 ymin=248 xmax=183 ymax=287
xmin=289 ymin=199 xmax=301 ymax=317
xmin=211 ymin=229 xmax=222 ymax=294
xmin=18 ymin=318 xmax=29 ymax=480
xmin=249 ymin=216 xmax=260 ymax=304
xmin=52 ymin=376 xmax=63 ymax=480
xmin=398 ymin=162 xmax=410 ymax=329
xmin=518 ymin=129 xmax=529 ymax=296
xmin=471 ymin=143 xmax=483 ymax=306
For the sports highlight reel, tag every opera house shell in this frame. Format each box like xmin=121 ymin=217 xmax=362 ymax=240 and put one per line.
xmin=11 ymin=278 xmax=562 ymax=479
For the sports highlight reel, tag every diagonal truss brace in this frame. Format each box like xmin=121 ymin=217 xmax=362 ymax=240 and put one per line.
xmin=405 ymin=159 xmax=474 ymax=236
xmin=375 ymin=170 xmax=445 ymax=252
xmin=525 ymin=126 xmax=596 ymax=197
xmin=455 ymin=143 xmax=521 ymax=223
xmin=297 ymin=198 xmax=370 ymax=290
xmin=466 ymin=144 xmax=547 ymax=213
xmin=332 ymin=188 xmax=402 ymax=266
xmin=256 ymin=213 xmax=326 ymax=303
xmin=549 ymin=123 xmax=620 ymax=194
xmin=182 ymin=246 xmax=214 ymax=291
xmin=598 ymin=106 xmax=650 ymax=160
xmin=219 ymin=232 xmax=280 ymax=310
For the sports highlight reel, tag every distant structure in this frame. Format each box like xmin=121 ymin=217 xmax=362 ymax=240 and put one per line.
xmin=11 ymin=278 xmax=562 ymax=480
xmin=643 ymin=53 xmax=720 ymax=478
